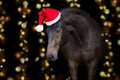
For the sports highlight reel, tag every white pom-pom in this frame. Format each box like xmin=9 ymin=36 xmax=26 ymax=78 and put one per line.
xmin=36 ymin=25 xmax=44 ymax=32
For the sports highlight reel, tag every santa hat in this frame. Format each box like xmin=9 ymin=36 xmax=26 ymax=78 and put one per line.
xmin=36 ymin=8 xmax=61 ymax=32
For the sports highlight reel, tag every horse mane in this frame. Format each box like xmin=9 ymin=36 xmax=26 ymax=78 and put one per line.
xmin=59 ymin=7 xmax=103 ymax=51
xmin=60 ymin=7 xmax=101 ymax=32
xmin=60 ymin=7 xmax=90 ymax=17
xmin=60 ymin=8 xmax=100 ymax=36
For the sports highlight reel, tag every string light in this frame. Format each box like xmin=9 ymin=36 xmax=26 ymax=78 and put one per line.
xmin=34 ymin=0 xmax=80 ymax=79
xmin=65 ymin=0 xmax=81 ymax=8
xmin=95 ymin=0 xmax=119 ymax=79
xmin=0 ymin=0 xmax=118 ymax=80
xmin=15 ymin=0 xmax=31 ymax=80
xmin=0 ymin=0 xmax=10 ymax=79
xmin=34 ymin=0 xmax=52 ymax=80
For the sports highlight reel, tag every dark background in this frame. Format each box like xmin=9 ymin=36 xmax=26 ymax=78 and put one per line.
xmin=1 ymin=0 xmax=120 ymax=80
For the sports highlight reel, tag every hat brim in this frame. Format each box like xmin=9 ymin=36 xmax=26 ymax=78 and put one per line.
xmin=46 ymin=12 xmax=61 ymax=26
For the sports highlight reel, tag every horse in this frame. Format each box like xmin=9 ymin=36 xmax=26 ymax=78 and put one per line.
xmin=45 ymin=7 xmax=106 ymax=80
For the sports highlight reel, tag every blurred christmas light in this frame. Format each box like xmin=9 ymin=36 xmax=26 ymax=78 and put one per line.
xmin=45 ymin=74 xmax=49 ymax=80
xmin=40 ymin=52 xmax=45 ymax=58
xmin=6 ymin=76 xmax=15 ymax=80
xmin=0 ymin=0 xmax=119 ymax=80
xmin=99 ymin=5 xmax=106 ymax=10
xmin=51 ymin=74 xmax=56 ymax=79
xmin=0 ymin=0 xmax=10 ymax=79
xmin=41 ymin=47 xmax=46 ymax=52
xmin=116 ymin=6 xmax=120 ymax=12
xmin=100 ymin=14 xmax=106 ymax=20
xmin=45 ymin=60 xmax=50 ymax=67
xmin=15 ymin=66 xmax=21 ymax=72
xmin=117 ymin=39 xmax=120 ymax=45
xmin=40 ymin=32 xmax=45 ymax=36
xmin=108 ymin=41 xmax=112 ymax=46
xmin=95 ymin=0 xmax=118 ymax=79
xmin=110 ymin=0 xmax=118 ymax=7
xmin=15 ymin=52 xmax=21 ymax=59
xmin=20 ymin=57 xmax=25 ymax=64
xmin=0 ymin=71 xmax=4 ymax=77
xmin=104 ymin=9 xmax=110 ymax=14
xmin=34 ymin=1 xmax=52 ymax=80
xmin=108 ymin=67 xmax=113 ymax=73
xmin=38 ymin=38 xmax=43 ymax=43
xmin=109 ymin=51 xmax=113 ymax=56
xmin=15 ymin=0 xmax=31 ymax=80
xmin=23 ymin=1 xmax=28 ymax=7
xmin=100 ymin=71 xmax=106 ymax=77
xmin=35 ymin=57 xmax=40 ymax=62
xmin=40 ymin=0 xmax=44 ymax=2
xmin=36 ymin=3 xmax=42 ymax=9
xmin=66 ymin=0 xmax=81 ymax=8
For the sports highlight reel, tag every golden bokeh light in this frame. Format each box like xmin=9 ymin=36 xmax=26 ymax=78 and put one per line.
xmin=41 ymin=47 xmax=46 ymax=52
xmin=116 ymin=6 xmax=120 ymax=12
xmin=15 ymin=66 xmax=21 ymax=72
xmin=117 ymin=39 xmax=120 ymax=45
xmin=40 ymin=52 xmax=45 ymax=58
xmin=0 ymin=0 xmax=118 ymax=79
xmin=23 ymin=1 xmax=28 ymax=7
xmin=0 ymin=71 xmax=5 ymax=77
xmin=38 ymin=38 xmax=43 ymax=43
xmin=40 ymin=0 xmax=44 ymax=2
xmin=100 ymin=14 xmax=106 ymax=20
xmin=2 ymin=58 xmax=6 ymax=63
xmin=6 ymin=76 xmax=14 ymax=80
xmin=108 ymin=67 xmax=113 ymax=73
xmin=100 ymin=71 xmax=106 ymax=77
xmin=104 ymin=9 xmax=110 ymax=14
xmin=19 ymin=42 xmax=24 ymax=47
xmin=117 ymin=14 xmax=120 ymax=18
xmin=22 ymin=14 xmax=26 ymax=19
xmin=45 ymin=74 xmax=49 ymax=80
xmin=18 ymin=7 xmax=22 ymax=12
xmin=0 ymin=1 xmax=3 ymax=5
xmin=45 ymin=3 xmax=51 ymax=7
xmin=15 ymin=52 xmax=21 ymax=59
xmin=36 ymin=3 xmax=42 ymax=9
xmin=41 ymin=32 xmax=45 ymax=36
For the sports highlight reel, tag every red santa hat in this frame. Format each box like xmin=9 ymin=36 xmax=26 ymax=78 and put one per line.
xmin=36 ymin=8 xmax=61 ymax=32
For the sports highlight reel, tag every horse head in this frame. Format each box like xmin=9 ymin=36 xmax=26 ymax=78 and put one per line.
xmin=46 ymin=21 xmax=64 ymax=61
xmin=37 ymin=8 xmax=69 ymax=61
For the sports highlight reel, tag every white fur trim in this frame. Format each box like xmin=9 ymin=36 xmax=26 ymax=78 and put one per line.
xmin=46 ymin=12 xmax=61 ymax=26
xmin=36 ymin=25 xmax=44 ymax=32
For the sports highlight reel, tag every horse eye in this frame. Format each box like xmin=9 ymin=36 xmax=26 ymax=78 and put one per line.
xmin=55 ymin=28 xmax=60 ymax=32
xmin=55 ymin=26 xmax=61 ymax=32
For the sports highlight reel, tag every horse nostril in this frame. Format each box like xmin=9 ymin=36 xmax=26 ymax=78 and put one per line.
xmin=47 ymin=54 xmax=54 ymax=61
xmin=51 ymin=55 xmax=54 ymax=58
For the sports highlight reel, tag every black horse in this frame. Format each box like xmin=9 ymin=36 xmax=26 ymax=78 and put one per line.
xmin=46 ymin=8 xmax=106 ymax=80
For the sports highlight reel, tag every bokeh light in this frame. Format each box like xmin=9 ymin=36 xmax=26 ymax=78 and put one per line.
xmin=0 ymin=0 xmax=119 ymax=80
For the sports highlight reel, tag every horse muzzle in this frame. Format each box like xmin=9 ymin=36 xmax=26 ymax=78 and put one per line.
xmin=46 ymin=53 xmax=58 ymax=61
